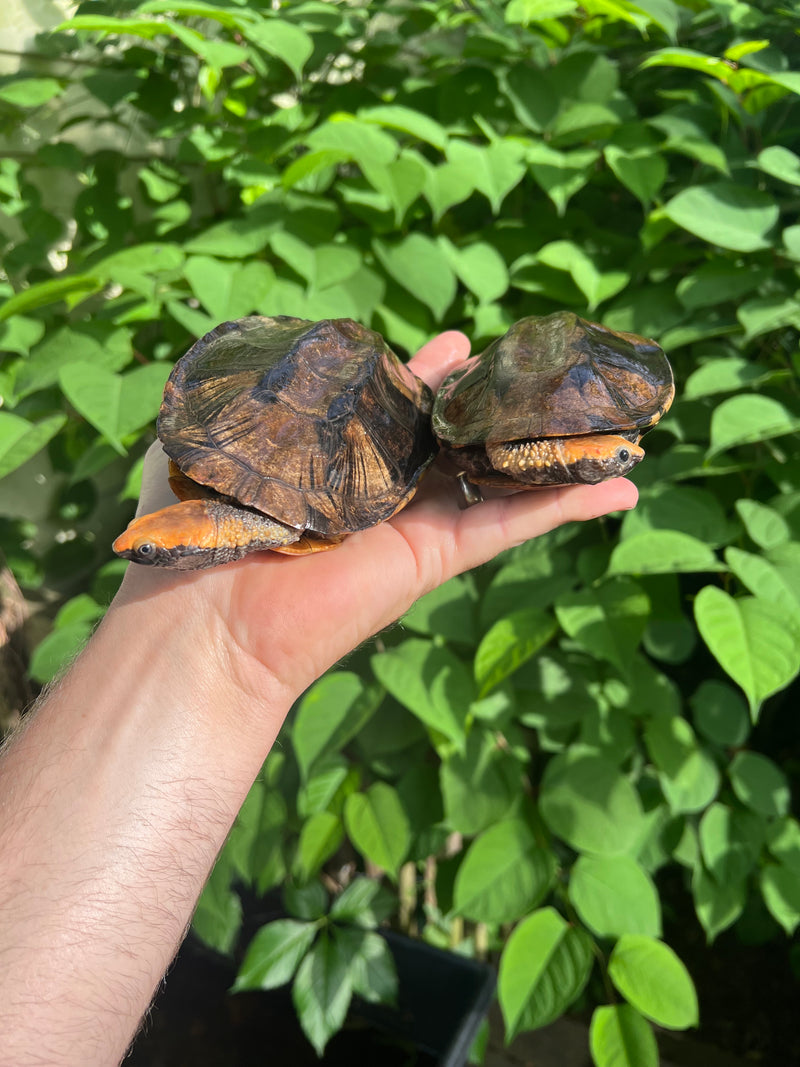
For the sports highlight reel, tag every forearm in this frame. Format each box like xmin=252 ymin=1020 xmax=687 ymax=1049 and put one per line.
xmin=0 ymin=584 xmax=289 ymax=1066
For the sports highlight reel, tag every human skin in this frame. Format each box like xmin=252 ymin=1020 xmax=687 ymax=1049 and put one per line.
xmin=0 ymin=331 xmax=637 ymax=1066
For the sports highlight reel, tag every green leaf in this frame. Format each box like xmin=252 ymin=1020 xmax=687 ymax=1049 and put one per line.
xmin=193 ymin=856 xmax=242 ymax=954
xmin=644 ymin=714 xmax=720 ymax=814
xmin=334 ymin=926 xmax=397 ymax=1006
xmin=589 ymin=1005 xmax=659 ymax=1067
xmin=270 ymin=232 xmax=361 ymax=290
xmin=506 ymin=0 xmax=579 ymax=22
xmin=137 ymin=1 xmax=245 ymax=29
xmin=621 ymin=486 xmax=733 ymax=548
xmin=498 ymin=907 xmax=593 ymax=1039
xmin=440 ymin=730 xmax=519 ymax=835
xmin=729 ymin=751 xmax=790 ymax=818
xmin=555 ymin=577 xmax=650 ymax=677
xmin=536 ymin=240 xmax=629 ymax=309
xmin=361 ymin=151 xmax=428 ymax=226
xmin=233 ymin=918 xmax=318 ymax=991
xmin=242 ymin=19 xmax=314 ymax=79
xmin=447 ymin=139 xmax=527 ymax=215
xmin=726 ymin=548 xmax=800 ymax=630
xmin=709 ymin=394 xmax=800 ymax=456
xmin=344 ymin=783 xmax=410 ymax=880
xmin=0 ymin=274 xmax=103 ymax=321
xmin=29 ymin=622 xmax=93 ymax=684
xmin=474 ymin=609 xmax=557 ymax=696
xmin=423 ymin=158 xmax=476 ymax=221
xmin=183 ymin=256 xmax=275 ymax=320
xmin=293 ymin=672 xmax=381 ymax=782
xmin=441 ymin=239 xmax=510 ymax=305
xmin=605 ymin=144 xmax=667 ymax=206
xmin=692 ymin=866 xmax=746 ymax=943
xmin=678 ymin=265 xmax=771 ymax=313
xmin=570 ymin=855 xmax=661 ymax=938
xmin=0 ymin=412 xmax=66 ymax=478
xmin=373 ymin=234 xmax=457 ymax=320
xmin=166 ymin=21 xmax=249 ymax=67
xmin=59 ymin=362 xmax=170 ymax=453
xmin=539 ymin=751 xmax=645 ymax=856
xmin=699 ymin=804 xmax=764 ymax=885
xmin=294 ymin=812 xmax=343 ymax=882
xmin=734 ymin=500 xmax=791 ymax=550
xmin=609 ymin=530 xmax=724 ymax=576
xmin=292 ymin=930 xmax=354 ymax=1056
xmin=757 ymin=145 xmax=800 ymax=185
xmin=297 ymin=759 xmax=350 ymax=818
xmin=15 ymin=326 xmax=131 ymax=400
xmin=307 ymin=117 xmax=398 ymax=168
xmin=359 ymin=105 xmax=448 ymax=149
xmin=527 ymin=144 xmax=599 ymax=215
xmin=0 ymin=315 xmax=45 ymax=357
xmin=370 ymin=639 xmax=472 ymax=746
xmin=329 ymin=877 xmax=396 ymax=928
xmin=694 ymin=586 xmax=800 ymax=718
xmin=454 ymin=819 xmax=556 ymax=924
xmin=59 ymin=14 xmax=172 ymax=38
xmin=766 ymin=817 xmax=800 ymax=875
xmin=683 ymin=357 xmax=767 ymax=399
xmin=608 ymin=935 xmax=698 ymax=1030
xmin=0 ymin=77 xmax=62 ymax=107
xmin=664 ymin=181 xmax=779 ymax=252
xmin=402 ymin=576 xmax=478 ymax=645
xmin=691 ymin=680 xmax=750 ymax=747
xmin=640 ymin=46 xmax=745 ymax=80
xmin=284 ymin=881 xmax=328 ymax=921
xmin=760 ymin=864 xmax=800 ymax=935
xmin=739 ymin=294 xmax=800 ymax=343
xmin=282 ymin=148 xmax=348 ymax=189
xmin=184 ymin=204 xmax=280 ymax=257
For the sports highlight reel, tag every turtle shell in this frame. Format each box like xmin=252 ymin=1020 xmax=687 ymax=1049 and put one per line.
xmin=158 ymin=316 xmax=436 ymax=538
xmin=432 ymin=311 xmax=674 ymax=447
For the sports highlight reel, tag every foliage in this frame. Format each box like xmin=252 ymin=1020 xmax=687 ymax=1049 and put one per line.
xmin=2 ymin=0 xmax=800 ymax=1060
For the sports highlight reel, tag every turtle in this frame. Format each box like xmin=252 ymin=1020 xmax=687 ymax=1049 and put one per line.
xmin=432 ymin=311 xmax=674 ymax=488
xmin=113 ymin=315 xmax=436 ymax=569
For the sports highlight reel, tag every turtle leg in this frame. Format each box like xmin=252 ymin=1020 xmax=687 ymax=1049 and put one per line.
xmin=270 ymin=534 xmax=345 ymax=555
xmin=113 ymin=498 xmax=302 ymax=569
xmin=167 ymin=460 xmax=218 ymax=502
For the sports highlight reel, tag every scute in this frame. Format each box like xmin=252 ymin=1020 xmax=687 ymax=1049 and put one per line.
xmin=158 ymin=316 xmax=436 ymax=537
xmin=432 ymin=311 xmax=674 ymax=446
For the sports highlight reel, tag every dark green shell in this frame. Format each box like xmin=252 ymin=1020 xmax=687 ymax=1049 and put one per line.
xmin=432 ymin=311 xmax=674 ymax=447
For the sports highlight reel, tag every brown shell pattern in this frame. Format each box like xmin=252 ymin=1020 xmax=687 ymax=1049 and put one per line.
xmin=158 ymin=316 xmax=436 ymax=537
xmin=432 ymin=311 xmax=675 ymax=446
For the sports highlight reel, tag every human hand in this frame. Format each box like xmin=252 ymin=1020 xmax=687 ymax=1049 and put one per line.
xmin=114 ymin=329 xmax=638 ymax=708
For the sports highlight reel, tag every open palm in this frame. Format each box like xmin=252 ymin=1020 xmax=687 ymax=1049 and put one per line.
xmin=117 ymin=330 xmax=638 ymax=701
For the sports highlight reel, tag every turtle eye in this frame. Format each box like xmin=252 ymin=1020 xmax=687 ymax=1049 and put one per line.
xmin=135 ymin=541 xmax=156 ymax=559
xmin=617 ymin=447 xmax=630 ymax=464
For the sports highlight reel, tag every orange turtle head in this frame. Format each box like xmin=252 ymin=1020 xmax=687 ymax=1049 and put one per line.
xmin=112 ymin=500 xmax=220 ymax=568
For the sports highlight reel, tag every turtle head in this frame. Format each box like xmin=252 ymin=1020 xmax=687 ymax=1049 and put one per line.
xmin=486 ymin=433 xmax=644 ymax=485
xmin=559 ymin=434 xmax=644 ymax=483
xmin=113 ymin=497 xmax=303 ymax=568
xmin=112 ymin=500 xmax=219 ymax=568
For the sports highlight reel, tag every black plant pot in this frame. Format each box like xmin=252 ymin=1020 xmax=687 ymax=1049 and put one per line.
xmin=358 ymin=929 xmax=496 ymax=1067
xmin=128 ymin=928 xmax=495 ymax=1066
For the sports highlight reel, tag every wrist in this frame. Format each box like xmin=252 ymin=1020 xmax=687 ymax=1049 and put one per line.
xmin=107 ymin=563 xmax=295 ymax=759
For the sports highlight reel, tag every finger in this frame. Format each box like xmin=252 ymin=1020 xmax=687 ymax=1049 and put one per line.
xmin=408 ymin=330 xmax=471 ymax=391
xmin=135 ymin=440 xmax=174 ymax=518
xmin=454 ymin=478 xmax=638 ymax=567
xmin=394 ymin=477 xmax=639 ymax=587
